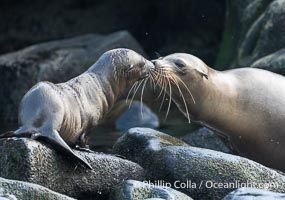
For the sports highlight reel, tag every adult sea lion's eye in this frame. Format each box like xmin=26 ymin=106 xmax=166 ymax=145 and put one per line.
xmin=175 ymin=62 xmax=185 ymax=68
xmin=174 ymin=61 xmax=186 ymax=75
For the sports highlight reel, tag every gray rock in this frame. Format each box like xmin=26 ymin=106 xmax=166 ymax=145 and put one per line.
xmin=143 ymin=199 xmax=165 ymax=200
xmin=223 ymin=187 xmax=285 ymax=200
xmin=112 ymin=128 xmax=189 ymax=166
xmin=0 ymin=177 xmax=74 ymax=200
xmin=115 ymin=101 xmax=160 ymax=131
xmin=181 ymin=127 xmax=232 ymax=153
xmin=251 ymin=48 xmax=285 ymax=75
xmin=113 ymin=128 xmax=285 ymax=200
xmin=239 ymin=0 xmax=285 ymax=67
xmin=151 ymin=146 xmax=285 ymax=199
xmin=0 ymin=30 xmax=145 ymax=123
xmin=0 ymin=138 xmax=145 ymax=199
xmin=216 ymin=0 xmax=283 ymax=70
xmin=110 ymin=180 xmax=192 ymax=200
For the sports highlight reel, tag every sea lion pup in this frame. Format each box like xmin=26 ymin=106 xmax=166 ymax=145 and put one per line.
xmin=0 ymin=48 xmax=154 ymax=170
xmin=151 ymin=53 xmax=285 ymax=172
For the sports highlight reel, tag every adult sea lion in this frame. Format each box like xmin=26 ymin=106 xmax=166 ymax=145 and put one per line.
xmin=151 ymin=53 xmax=285 ymax=172
xmin=0 ymin=48 xmax=154 ymax=169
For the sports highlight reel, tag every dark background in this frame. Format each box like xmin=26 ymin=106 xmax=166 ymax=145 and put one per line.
xmin=0 ymin=0 xmax=226 ymax=66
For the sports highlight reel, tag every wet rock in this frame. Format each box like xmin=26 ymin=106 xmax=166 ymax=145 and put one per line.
xmin=223 ymin=187 xmax=285 ymax=200
xmin=0 ymin=31 xmax=145 ymax=123
xmin=113 ymin=128 xmax=285 ymax=200
xmin=181 ymin=127 xmax=232 ymax=153
xmin=110 ymin=180 xmax=193 ymax=200
xmin=0 ymin=177 xmax=74 ymax=200
xmin=0 ymin=138 xmax=145 ymax=199
xmin=115 ymin=101 xmax=160 ymax=131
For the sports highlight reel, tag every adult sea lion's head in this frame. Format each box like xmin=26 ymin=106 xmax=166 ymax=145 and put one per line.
xmin=151 ymin=53 xmax=210 ymax=122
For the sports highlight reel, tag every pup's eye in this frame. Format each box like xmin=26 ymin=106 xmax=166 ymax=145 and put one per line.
xmin=127 ymin=64 xmax=134 ymax=71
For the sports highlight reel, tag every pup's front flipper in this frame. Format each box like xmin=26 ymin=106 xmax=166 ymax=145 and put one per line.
xmin=74 ymin=132 xmax=94 ymax=153
xmin=36 ymin=129 xmax=93 ymax=170
xmin=75 ymin=145 xmax=95 ymax=153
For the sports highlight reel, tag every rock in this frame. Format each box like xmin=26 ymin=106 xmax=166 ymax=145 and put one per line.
xmin=216 ymin=0 xmax=260 ymax=69
xmin=0 ymin=30 xmax=145 ymax=123
xmin=143 ymin=199 xmax=165 ymax=200
xmin=115 ymin=101 xmax=160 ymax=131
xmin=181 ymin=127 xmax=232 ymax=153
xmin=223 ymin=187 xmax=285 ymax=200
xmin=112 ymin=128 xmax=189 ymax=166
xmin=216 ymin=0 xmax=284 ymax=70
xmin=110 ymin=180 xmax=193 ymax=200
xmin=238 ymin=0 xmax=285 ymax=68
xmin=0 ymin=0 xmax=225 ymax=64
xmin=250 ymin=48 xmax=285 ymax=75
xmin=149 ymin=146 xmax=285 ymax=199
xmin=113 ymin=128 xmax=285 ymax=200
xmin=0 ymin=138 xmax=145 ymax=199
xmin=0 ymin=177 xmax=74 ymax=200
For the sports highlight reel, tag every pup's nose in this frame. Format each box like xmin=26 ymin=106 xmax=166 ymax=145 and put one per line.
xmin=151 ymin=60 xmax=157 ymax=65
xmin=145 ymin=60 xmax=155 ymax=70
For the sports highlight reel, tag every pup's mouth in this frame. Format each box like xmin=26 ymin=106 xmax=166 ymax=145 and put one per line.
xmin=139 ymin=60 xmax=155 ymax=79
xmin=138 ymin=71 xmax=150 ymax=80
xmin=145 ymin=60 xmax=155 ymax=71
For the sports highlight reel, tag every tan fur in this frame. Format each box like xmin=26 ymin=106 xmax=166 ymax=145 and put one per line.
xmin=1 ymin=48 xmax=154 ymax=169
xmin=153 ymin=53 xmax=285 ymax=172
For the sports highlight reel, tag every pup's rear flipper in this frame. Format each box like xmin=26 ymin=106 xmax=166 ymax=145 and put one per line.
xmin=36 ymin=130 xmax=93 ymax=170
xmin=0 ymin=127 xmax=33 ymax=138
xmin=0 ymin=128 xmax=93 ymax=170
xmin=0 ymin=131 xmax=17 ymax=138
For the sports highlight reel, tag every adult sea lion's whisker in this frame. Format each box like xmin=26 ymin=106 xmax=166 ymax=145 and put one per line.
xmin=126 ymin=81 xmax=139 ymax=103
xmin=151 ymin=70 xmax=166 ymax=101
xmin=156 ymin=74 xmax=167 ymax=101
xmin=164 ymin=77 xmax=173 ymax=121
xmin=150 ymin=71 xmax=158 ymax=89
xmin=150 ymin=70 xmax=158 ymax=89
xmin=174 ymin=74 xmax=196 ymax=104
xmin=140 ymin=77 xmax=149 ymax=118
xmin=159 ymin=72 xmax=170 ymax=111
xmin=129 ymin=79 xmax=144 ymax=108
xmin=169 ymin=75 xmax=191 ymax=123
xmin=158 ymin=78 xmax=167 ymax=112
xmin=152 ymin=70 xmax=164 ymax=88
